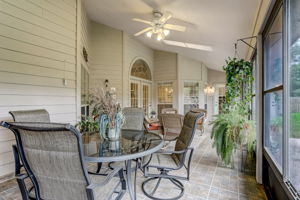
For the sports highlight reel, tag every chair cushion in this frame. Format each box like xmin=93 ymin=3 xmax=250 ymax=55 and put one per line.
xmin=90 ymin=174 xmax=120 ymax=199
xmin=143 ymin=153 xmax=179 ymax=169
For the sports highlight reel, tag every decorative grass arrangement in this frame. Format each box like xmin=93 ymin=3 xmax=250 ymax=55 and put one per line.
xmin=89 ymin=86 xmax=124 ymax=140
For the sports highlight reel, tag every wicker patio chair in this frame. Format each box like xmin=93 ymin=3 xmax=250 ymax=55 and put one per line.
xmin=141 ymin=111 xmax=205 ymax=200
xmin=0 ymin=121 xmax=126 ymax=200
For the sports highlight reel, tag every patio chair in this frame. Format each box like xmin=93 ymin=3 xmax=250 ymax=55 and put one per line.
xmin=122 ymin=107 xmax=145 ymax=131
xmin=191 ymin=108 xmax=207 ymax=134
xmin=108 ymin=107 xmax=144 ymax=170
xmin=9 ymin=109 xmax=50 ymax=176
xmin=141 ymin=111 xmax=205 ymax=200
xmin=0 ymin=121 xmax=126 ymax=200
xmin=161 ymin=108 xmax=178 ymax=114
xmin=160 ymin=114 xmax=184 ymax=141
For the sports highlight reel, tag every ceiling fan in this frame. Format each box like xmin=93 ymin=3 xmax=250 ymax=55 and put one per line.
xmin=132 ymin=10 xmax=186 ymax=41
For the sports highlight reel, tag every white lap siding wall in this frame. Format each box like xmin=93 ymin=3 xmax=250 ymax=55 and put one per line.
xmin=0 ymin=0 xmax=78 ymax=177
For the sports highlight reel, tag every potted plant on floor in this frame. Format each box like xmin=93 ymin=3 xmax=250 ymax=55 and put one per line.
xmin=210 ymin=57 xmax=256 ymax=167
xmin=76 ymin=116 xmax=99 ymax=143
xmin=76 ymin=116 xmax=99 ymax=134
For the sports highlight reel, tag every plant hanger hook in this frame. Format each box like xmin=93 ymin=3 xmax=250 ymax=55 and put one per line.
xmin=234 ymin=43 xmax=240 ymax=59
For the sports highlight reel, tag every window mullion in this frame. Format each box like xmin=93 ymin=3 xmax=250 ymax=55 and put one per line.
xmin=283 ymin=0 xmax=289 ymax=182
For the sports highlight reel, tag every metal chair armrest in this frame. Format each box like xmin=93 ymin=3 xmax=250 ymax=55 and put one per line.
xmin=146 ymin=147 xmax=194 ymax=172
xmin=86 ymin=167 xmax=125 ymax=190
xmin=164 ymin=136 xmax=178 ymax=142
xmin=155 ymin=148 xmax=189 ymax=155
xmin=16 ymin=174 xmax=31 ymax=199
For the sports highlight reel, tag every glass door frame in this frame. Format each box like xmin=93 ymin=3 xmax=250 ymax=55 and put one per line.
xmin=156 ymin=81 xmax=174 ymax=114
xmin=262 ymin=0 xmax=284 ymax=174
xmin=183 ymin=80 xmax=201 ymax=114
xmin=141 ymin=82 xmax=151 ymax=115
xmin=129 ymin=77 xmax=152 ymax=116
xmin=130 ymin=79 xmax=140 ymax=109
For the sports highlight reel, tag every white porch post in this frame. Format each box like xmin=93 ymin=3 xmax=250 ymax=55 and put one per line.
xmin=256 ymin=34 xmax=263 ymax=184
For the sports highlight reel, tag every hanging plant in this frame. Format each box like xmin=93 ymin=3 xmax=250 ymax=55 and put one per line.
xmin=222 ymin=57 xmax=254 ymax=114
xmin=210 ymin=57 xmax=255 ymax=166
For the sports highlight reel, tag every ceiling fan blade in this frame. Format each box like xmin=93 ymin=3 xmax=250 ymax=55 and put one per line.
xmin=141 ymin=0 xmax=176 ymax=10
xmin=160 ymin=11 xmax=172 ymax=23
xmin=134 ymin=27 xmax=152 ymax=36
xmin=141 ymin=0 xmax=161 ymax=10
xmin=132 ymin=18 xmax=153 ymax=25
xmin=163 ymin=40 xmax=213 ymax=52
xmin=164 ymin=24 xmax=186 ymax=32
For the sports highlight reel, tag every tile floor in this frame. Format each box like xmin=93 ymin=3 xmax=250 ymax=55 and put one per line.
xmin=0 ymin=128 xmax=267 ymax=200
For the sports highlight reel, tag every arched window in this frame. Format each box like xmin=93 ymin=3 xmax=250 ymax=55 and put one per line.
xmin=130 ymin=59 xmax=152 ymax=80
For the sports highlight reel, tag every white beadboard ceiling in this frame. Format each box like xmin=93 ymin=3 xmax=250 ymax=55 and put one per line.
xmin=84 ymin=0 xmax=260 ymax=71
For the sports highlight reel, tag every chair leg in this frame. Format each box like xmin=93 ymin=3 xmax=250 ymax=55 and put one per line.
xmin=108 ymin=162 xmax=115 ymax=170
xmin=96 ymin=162 xmax=102 ymax=173
xmin=142 ymin=172 xmax=184 ymax=200
xmin=150 ymin=177 xmax=162 ymax=196
xmin=88 ymin=163 xmax=107 ymax=176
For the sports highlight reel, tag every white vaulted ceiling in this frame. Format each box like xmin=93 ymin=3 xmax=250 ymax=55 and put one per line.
xmin=84 ymin=0 xmax=260 ymax=71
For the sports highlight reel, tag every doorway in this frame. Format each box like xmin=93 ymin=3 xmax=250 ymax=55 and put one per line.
xmin=129 ymin=59 xmax=152 ymax=115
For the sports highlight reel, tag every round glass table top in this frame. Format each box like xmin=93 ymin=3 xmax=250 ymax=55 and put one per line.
xmin=82 ymin=130 xmax=163 ymax=162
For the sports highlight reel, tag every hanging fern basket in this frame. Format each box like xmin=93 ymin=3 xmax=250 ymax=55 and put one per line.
xmin=210 ymin=57 xmax=255 ymax=167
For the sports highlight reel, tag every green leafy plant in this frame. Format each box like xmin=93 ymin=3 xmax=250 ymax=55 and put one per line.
xmin=210 ymin=109 xmax=256 ymax=165
xmin=223 ymin=57 xmax=254 ymax=115
xmin=211 ymin=57 xmax=255 ymax=165
xmin=271 ymin=113 xmax=300 ymax=138
xmin=290 ymin=64 xmax=300 ymax=97
xmin=76 ymin=116 xmax=99 ymax=133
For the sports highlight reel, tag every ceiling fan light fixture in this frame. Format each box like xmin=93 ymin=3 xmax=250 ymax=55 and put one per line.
xmin=146 ymin=31 xmax=153 ymax=38
xmin=157 ymin=33 xmax=163 ymax=41
xmin=163 ymin=29 xmax=170 ymax=36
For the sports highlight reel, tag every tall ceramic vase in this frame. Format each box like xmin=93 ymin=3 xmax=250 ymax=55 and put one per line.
xmin=99 ymin=113 xmax=123 ymax=141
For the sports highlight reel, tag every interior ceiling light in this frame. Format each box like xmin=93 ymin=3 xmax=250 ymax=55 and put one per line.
xmin=133 ymin=10 xmax=186 ymax=41
xmin=163 ymin=40 xmax=213 ymax=52
xmin=146 ymin=31 xmax=152 ymax=38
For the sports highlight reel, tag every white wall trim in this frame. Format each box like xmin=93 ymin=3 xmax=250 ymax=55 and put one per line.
xmin=128 ymin=56 xmax=153 ymax=81
xmin=75 ymin=0 xmax=82 ymax=122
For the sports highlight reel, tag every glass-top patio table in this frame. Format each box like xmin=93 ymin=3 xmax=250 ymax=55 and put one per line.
xmin=82 ymin=130 xmax=164 ymax=200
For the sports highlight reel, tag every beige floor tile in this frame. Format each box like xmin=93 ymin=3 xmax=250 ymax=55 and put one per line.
xmin=0 ymin=128 xmax=267 ymax=200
